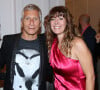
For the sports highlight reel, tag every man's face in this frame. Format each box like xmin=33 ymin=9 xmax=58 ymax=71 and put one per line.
xmin=21 ymin=10 xmax=41 ymax=37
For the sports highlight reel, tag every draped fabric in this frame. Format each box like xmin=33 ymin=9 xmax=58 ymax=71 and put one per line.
xmin=50 ymin=38 xmax=86 ymax=90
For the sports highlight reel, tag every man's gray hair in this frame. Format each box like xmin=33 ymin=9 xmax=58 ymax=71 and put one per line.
xmin=21 ymin=4 xmax=42 ymax=21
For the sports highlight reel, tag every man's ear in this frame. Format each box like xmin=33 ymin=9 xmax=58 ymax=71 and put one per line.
xmin=21 ymin=20 xmax=23 ymax=28
xmin=21 ymin=20 xmax=24 ymax=32
xmin=40 ymin=21 xmax=42 ymax=27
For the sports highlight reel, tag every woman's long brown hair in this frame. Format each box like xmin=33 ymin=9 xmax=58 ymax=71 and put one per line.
xmin=45 ymin=6 xmax=80 ymax=57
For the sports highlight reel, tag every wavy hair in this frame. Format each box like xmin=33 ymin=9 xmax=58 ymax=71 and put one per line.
xmin=45 ymin=6 xmax=80 ymax=57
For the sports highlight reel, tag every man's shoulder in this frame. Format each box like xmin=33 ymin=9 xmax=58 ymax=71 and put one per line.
xmin=85 ymin=26 xmax=96 ymax=36
xmin=38 ymin=33 xmax=45 ymax=37
xmin=38 ymin=33 xmax=46 ymax=39
xmin=2 ymin=33 xmax=21 ymax=43
xmin=38 ymin=33 xmax=46 ymax=44
xmin=87 ymin=26 xmax=96 ymax=33
xmin=3 ymin=33 xmax=21 ymax=39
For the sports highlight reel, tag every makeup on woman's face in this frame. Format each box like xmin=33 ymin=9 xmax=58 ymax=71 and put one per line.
xmin=50 ymin=13 xmax=67 ymax=35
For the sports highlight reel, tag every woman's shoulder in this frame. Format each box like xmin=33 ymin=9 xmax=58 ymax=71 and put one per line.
xmin=72 ymin=37 xmax=87 ymax=51
xmin=72 ymin=37 xmax=85 ymax=45
xmin=71 ymin=37 xmax=90 ymax=60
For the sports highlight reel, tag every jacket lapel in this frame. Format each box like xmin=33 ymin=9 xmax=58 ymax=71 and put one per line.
xmin=10 ymin=34 xmax=21 ymax=86
xmin=38 ymin=34 xmax=46 ymax=90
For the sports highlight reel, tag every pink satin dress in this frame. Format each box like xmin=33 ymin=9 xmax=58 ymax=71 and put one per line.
xmin=50 ymin=39 xmax=86 ymax=90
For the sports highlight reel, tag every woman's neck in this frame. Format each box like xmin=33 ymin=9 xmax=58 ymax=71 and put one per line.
xmin=57 ymin=33 xmax=64 ymax=44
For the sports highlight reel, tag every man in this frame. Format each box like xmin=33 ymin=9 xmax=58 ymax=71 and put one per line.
xmin=0 ymin=4 xmax=52 ymax=90
xmin=78 ymin=14 xmax=96 ymax=75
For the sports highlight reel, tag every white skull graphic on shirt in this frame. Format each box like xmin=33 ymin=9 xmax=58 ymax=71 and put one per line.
xmin=13 ymin=49 xmax=40 ymax=90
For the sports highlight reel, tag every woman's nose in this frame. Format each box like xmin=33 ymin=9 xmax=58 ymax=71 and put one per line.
xmin=54 ymin=18 xmax=59 ymax=24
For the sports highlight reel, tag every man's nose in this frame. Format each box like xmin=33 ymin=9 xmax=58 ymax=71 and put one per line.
xmin=30 ymin=19 xmax=34 ymax=25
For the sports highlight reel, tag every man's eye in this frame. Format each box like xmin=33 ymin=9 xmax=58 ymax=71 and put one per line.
xmin=25 ymin=17 xmax=30 ymax=20
xmin=34 ymin=18 xmax=38 ymax=20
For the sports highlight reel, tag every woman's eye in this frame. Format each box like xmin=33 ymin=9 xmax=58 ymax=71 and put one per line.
xmin=59 ymin=17 xmax=64 ymax=20
xmin=51 ymin=18 xmax=55 ymax=21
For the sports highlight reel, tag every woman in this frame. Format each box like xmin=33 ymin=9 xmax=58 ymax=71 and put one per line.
xmin=45 ymin=6 xmax=95 ymax=90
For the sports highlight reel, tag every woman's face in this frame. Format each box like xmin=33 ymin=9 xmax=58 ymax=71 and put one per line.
xmin=50 ymin=14 xmax=67 ymax=35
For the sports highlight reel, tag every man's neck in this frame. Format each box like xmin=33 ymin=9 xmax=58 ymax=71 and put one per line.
xmin=81 ymin=24 xmax=90 ymax=35
xmin=82 ymin=24 xmax=90 ymax=30
xmin=21 ymin=34 xmax=38 ymax=41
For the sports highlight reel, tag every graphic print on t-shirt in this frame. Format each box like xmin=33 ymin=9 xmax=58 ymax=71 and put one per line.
xmin=13 ymin=49 xmax=40 ymax=90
